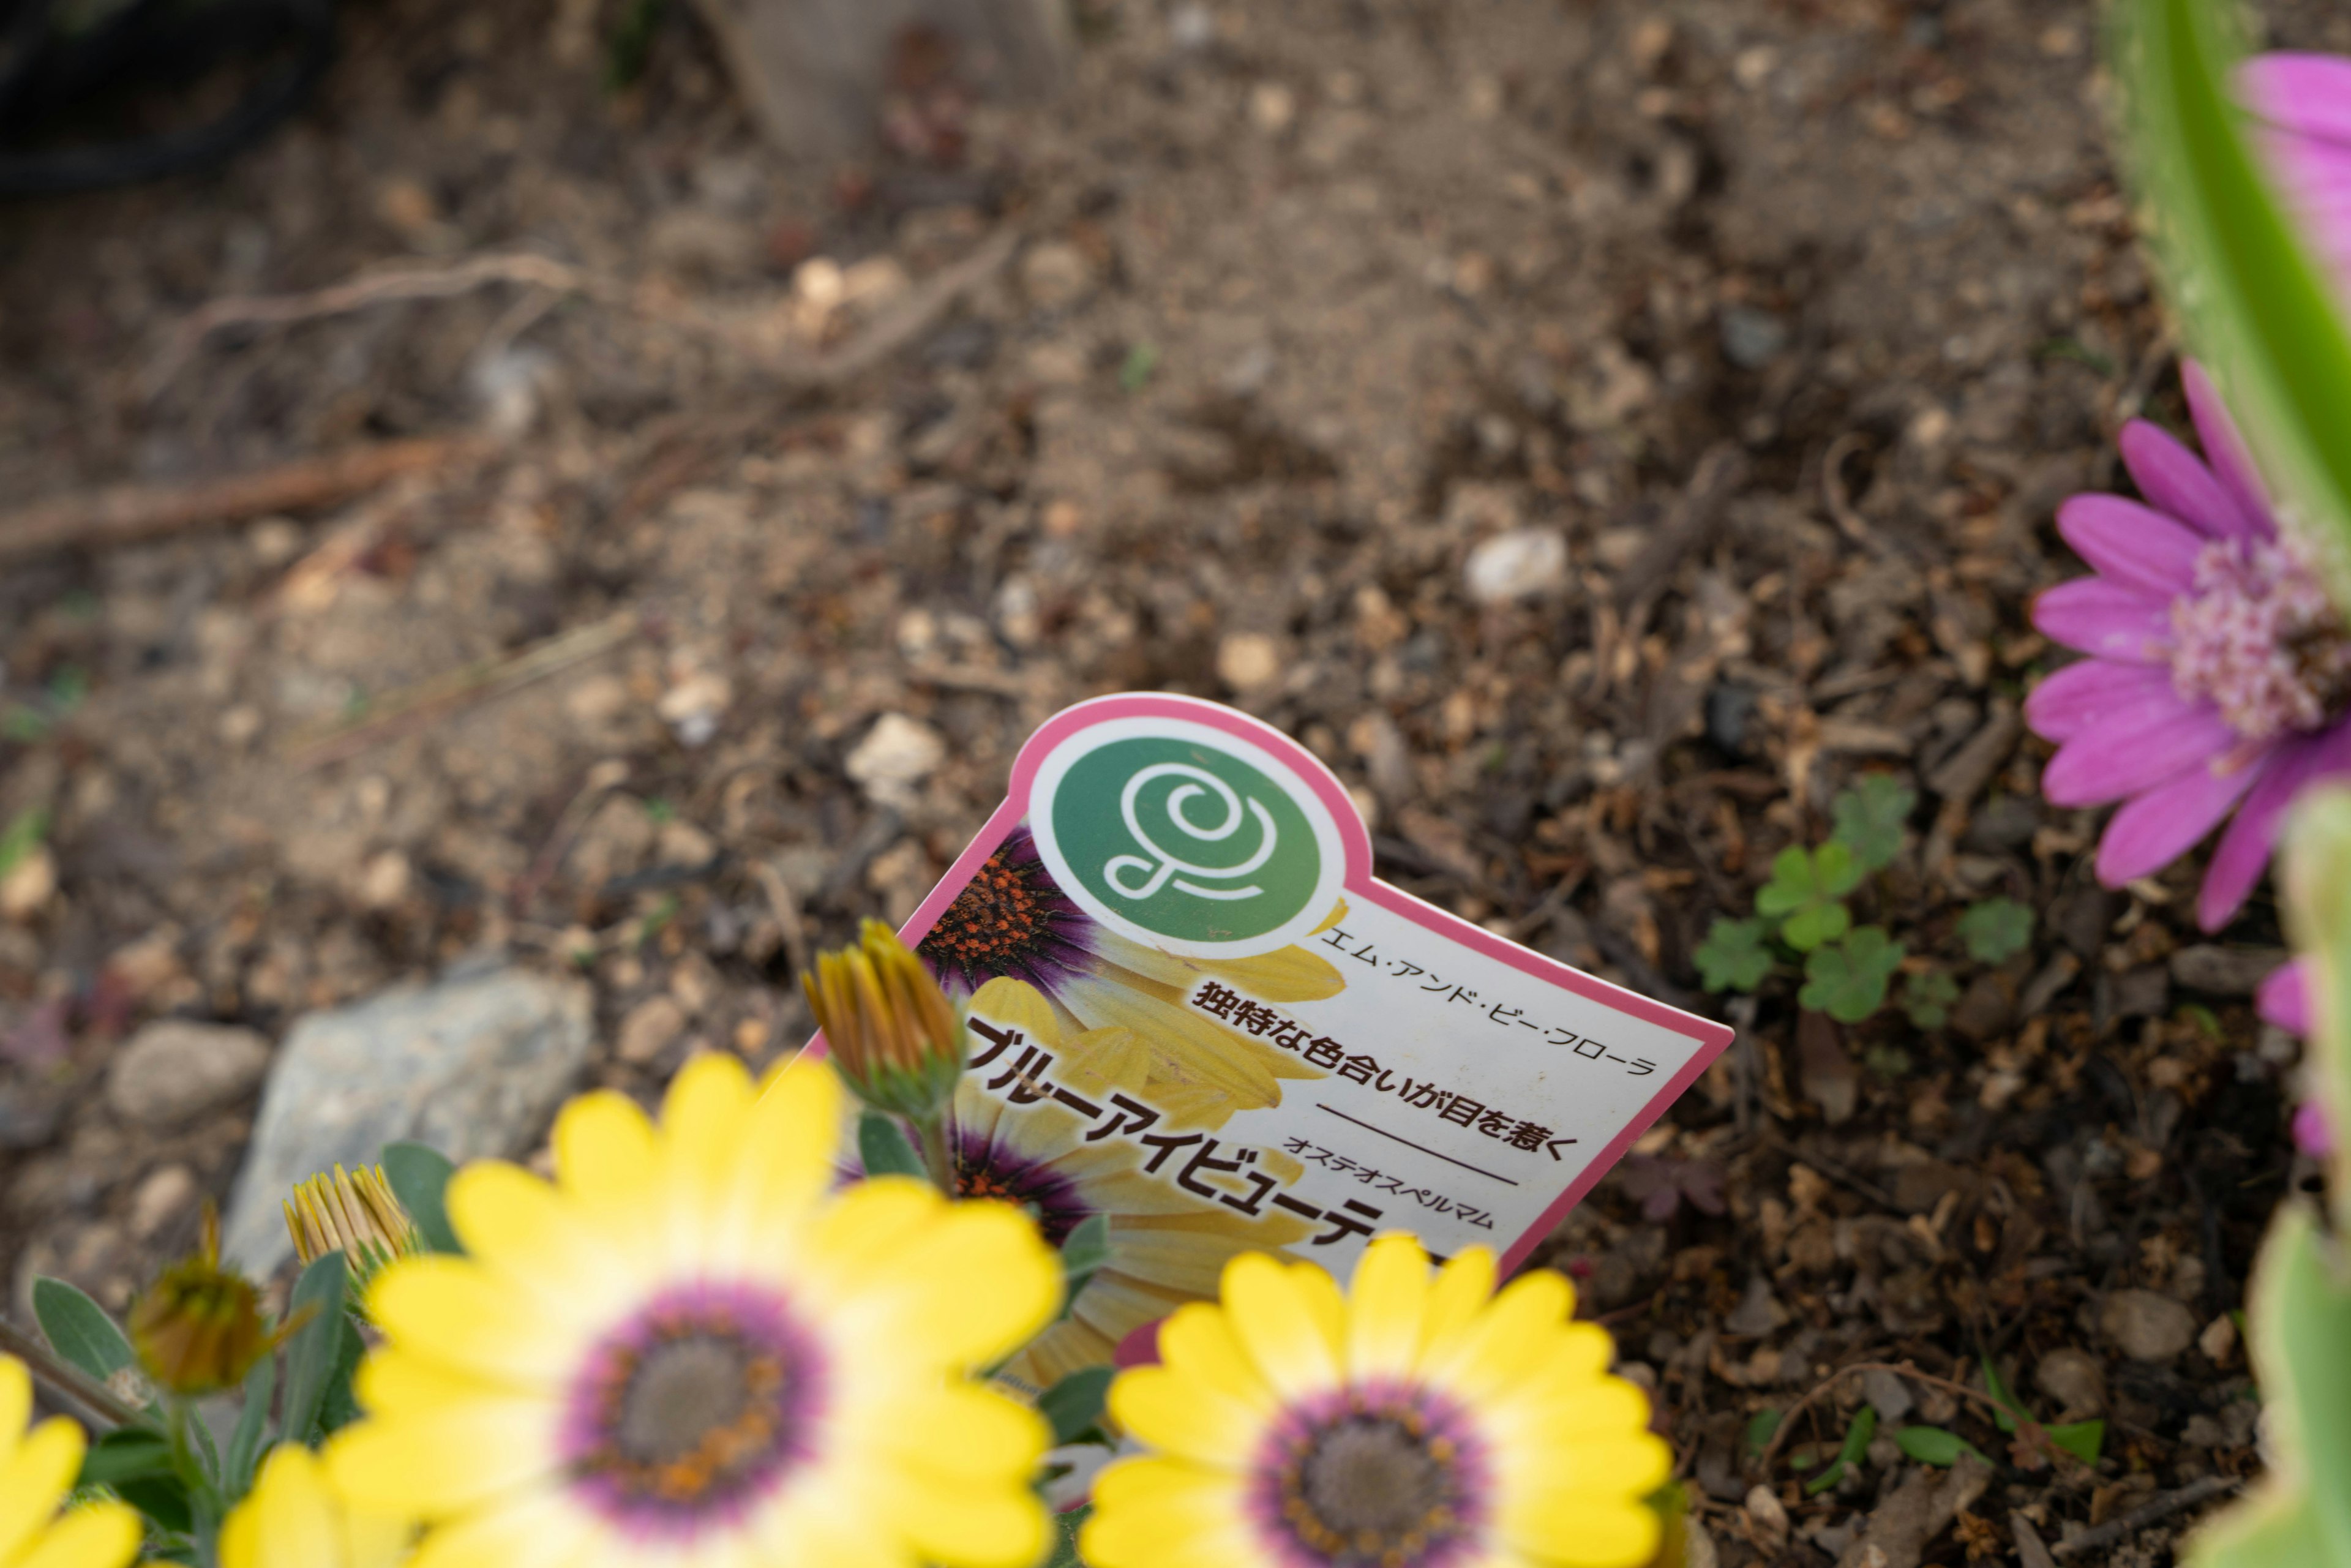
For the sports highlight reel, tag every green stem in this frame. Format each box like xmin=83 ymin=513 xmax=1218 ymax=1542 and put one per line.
xmin=911 ymin=1113 xmax=959 ymax=1199
xmin=0 ymin=1315 xmax=148 ymax=1429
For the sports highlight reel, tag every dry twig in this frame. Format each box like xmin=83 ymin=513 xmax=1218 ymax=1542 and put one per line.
xmin=2048 ymin=1475 xmax=2241 ymax=1560
xmin=0 ymin=437 xmax=491 ymax=566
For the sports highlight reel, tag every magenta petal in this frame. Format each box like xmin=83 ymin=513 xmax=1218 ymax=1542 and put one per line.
xmin=2257 ymin=957 xmax=2312 ymax=1037
xmin=2057 ymin=491 xmax=2208 ymax=595
xmin=2042 ymin=703 xmax=2235 ymax=806
xmin=2180 ymin=360 xmax=2272 ymax=537
xmin=2032 ymin=579 xmax=2175 ymax=664
xmin=2241 ymin=54 xmax=2351 ymax=142
xmin=2117 ymin=421 xmax=2255 ymax=541
xmin=2023 ymin=659 xmax=2180 ymax=743
xmin=2199 ymin=724 xmax=2351 ymax=929
xmin=2094 ymin=751 xmax=2263 ymax=885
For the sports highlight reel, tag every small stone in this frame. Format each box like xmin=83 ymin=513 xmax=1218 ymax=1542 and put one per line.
xmin=1463 ymin=528 xmax=1569 ymax=605
xmin=2199 ymin=1313 xmax=2237 ymax=1364
xmin=1723 ymin=1275 xmax=1788 ymax=1337
xmin=655 ymin=672 xmax=733 ymax=748
xmin=1217 ymin=632 xmax=1283 ymax=694
xmin=2180 ymin=1414 xmax=2232 ymax=1449
xmin=2033 ymin=1346 xmax=2106 ymax=1417
xmin=1719 ymin=306 xmax=1790 ymax=369
xmin=618 ymin=995 xmax=688 ymax=1063
xmin=845 ymin=715 xmax=945 ymax=807
xmin=1019 ymin=241 xmax=1095 ymax=312
xmin=1743 ymin=1485 xmax=1788 ymax=1554
xmin=2169 ymin=945 xmax=2289 ymax=997
xmin=2100 ymin=1289 xmax=2197 ymax=1362
xmin=129 ymin=1165 xmax=197 ymax=1240
xmin=356 ymin=849 xmax=411 ymax=910
xmin=0 ymin=846 xmax=56 ymax=920
xmin=220 ymin=966 xmax=593 ymax=1277
xmin=107 ymin=1020 xmax=271 ymax=1127
xmin=1858 ymin=1367 xmax=1913 ymax=1425
xmin=1249 ymin=80 xmax=1297 ymax=133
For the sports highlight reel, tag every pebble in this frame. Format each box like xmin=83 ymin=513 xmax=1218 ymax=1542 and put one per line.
xmin=1743 ymin=1485 xmax=1788 ymax=1554
xmin=1719 ymin=305 xmax=1790 ymax=369
xmin=106 ymin=1019 xmax=272 ymax=1127
xmin=128 ymin=1164 xmax=197 ymax=1240
xmin=1216 ymin=632 xmax=1283 ymax=694
xmin=2168 ymin=944 xmax=2289 ymax=997
xmin=1462 ymin=528 xmax=1569 ymax=605
xmin=655 ymin=672 xmax=733 ymax=748
xmin=845 ymin=714 xmax=945 ymax=807
xmin=1723 ymin=1275 xmax=1788 ymax=1337
xmin=1 ymin=846 xmax=56 ymax=919
xmin=2198 ymin=1313 xmax=2237 ymax=1364
xmin=1861 ymin=1367 xmax=1913 ymax=1424
xmin=219 ymin=964 xmax=592 ymax=1277
xmin=618 ymin=995 xmax=688 ymax=1063
xmin=2099 ymin=1288 xmax=2197 ymax=1363
xmin=2033 ymin=1345 xmax=2106 ymax=1416
xmin=1019 ymin=241 xmax=1096 ymax=312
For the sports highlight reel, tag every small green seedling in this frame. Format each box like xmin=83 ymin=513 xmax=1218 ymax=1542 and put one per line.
xmin=1831 ymin=775 xmax=1916 ymax=872
xmin=1695 ymin=918 xmax=1773 ymax=992
xmin=1757 ymin=842 xmax=1862 ymax=951
xmin=1957 ymin=898 xmax=2034 ymax=964
xmin=1800 ymin=927 xmax=1906 ymax=1024
xmin=1902 ymin=969 xmax=1959 ymax=1030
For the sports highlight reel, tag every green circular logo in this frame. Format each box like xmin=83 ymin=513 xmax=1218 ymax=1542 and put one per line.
xmin=1030 ymin=721 xmax=1343 ymax=954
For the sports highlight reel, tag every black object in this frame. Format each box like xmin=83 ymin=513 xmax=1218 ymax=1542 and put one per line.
xmin=0 ymin=0 xmax=334 ymax=197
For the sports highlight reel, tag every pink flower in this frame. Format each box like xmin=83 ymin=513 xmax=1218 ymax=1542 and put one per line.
xmin=2027 ymin=361 xmax=2351 ymax=930
xmin=2258 ymin=956 xmax=2313 ymax=1037
xmin=2243 ymin=53 xmax=2351 ymax=289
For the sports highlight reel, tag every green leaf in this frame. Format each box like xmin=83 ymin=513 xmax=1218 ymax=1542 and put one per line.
xmin=1695 ymin=917 xmax=1774 ymax=992
xmin=1743 ymin=1408 xmax=1783 ymax=1459
xmin=32 ymin=1277 xmax=139 ymax=1386
xmin=1803 ymin=1405 xmax=1877 ymax=1495
xmin=1038 ymin=1366 xmax=1117 ymax=1446
xmin=279 ymin=1253 xmax=347 ymax=1446
xmin=2119 ymin=0 xmax=2351 ymax=579
xmin=1831 ymin=776 xmax=1914 ymax=872
xmin=381 ymin=1142 xmax=461 ymax=1255
xmin=1957 ymin=898 xmax=2035 ymax=964
xmin=1981 ymin=1356 xmax=2031 ymax=1435
xmin=2047 ymin=1419 xmax=2106 ymax=1465
xmin=1119 ymin=343 xmax=1160 ymax=393
xmin=0 ymin=807 xmax=48 ymax=881
xmin=316 ymin=1316 xmax=367 ymax=1438
xmin=1758 ymin=844 xmax=1863 ymax=952
xmin=1902 ymin=968 xmax=1959 ymax=1030
xmin=1895 ymin=1425 xmax=1993 ymax=1468
xmin=858 ymin=1111 xmax=926 ymax=1179
xmin=223 ymin=1351 xmax=275 ymax=1501
xmin=1046 ymin=1504 xmax=1092 ymax=1568
xmin=113 ymin=1472 xmax=193 ymax=1535
xmin=1057 ymin=1214 xmax=1112 ymax=1321
xmin=76 ymin=1428 xmax=173 ymax=1487
xmin=1799 ymin=928 xmax=1905 ymax=1023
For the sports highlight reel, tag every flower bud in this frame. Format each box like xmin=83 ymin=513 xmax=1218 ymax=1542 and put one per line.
xmin=127 ymin=1207 xmax=274 ymax=1396
xmin=802 ymin=919 xmax=966 ymax=1124
xmin=284 ymin=1163 xmax=422 ymax=1289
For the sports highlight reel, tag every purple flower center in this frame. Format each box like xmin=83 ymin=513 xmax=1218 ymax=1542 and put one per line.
xmin=1248 ymin=1384 xmax=1490 ymax=1568
xmin=560 ymin=1281 xmax=825 ymax=1538
xmin=2169 ymin=535 xmax=2351 ymax=743
xmin=918 ymin=830 xmax=1096 ymax=1000
xmin=953 ymin=1130 xmax=1095 ymax=1248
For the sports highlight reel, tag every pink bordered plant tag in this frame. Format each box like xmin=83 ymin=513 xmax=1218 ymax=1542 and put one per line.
xmin=840 ymin=692 xmax=1731 ymax=1389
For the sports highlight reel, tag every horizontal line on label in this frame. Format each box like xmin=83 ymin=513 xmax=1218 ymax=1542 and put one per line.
xmin=1314 ymin=1104 xmax=1520 ymax=1185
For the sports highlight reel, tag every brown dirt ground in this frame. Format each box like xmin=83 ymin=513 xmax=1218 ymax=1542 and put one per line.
xmin=7 ymin=0 xmax=2351 ymax=1559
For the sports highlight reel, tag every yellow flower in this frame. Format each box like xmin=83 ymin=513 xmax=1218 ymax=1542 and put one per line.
xmin=221 ymin=1446 xmax=408 ymax=1568
xmin=0 ymin=1356 xmax=141 ymax=1568
xmin=127 ymin=1207 xmax=276 ymax=1396
xmin=1084 ymin=1236 xmax=1671 ymax=1568
xmin=804 ymin=918 xmax=968 ymax=1128
xmin=954 ymin=978 xmax=1311 ymax=1392
xmin=286 ymin=1165 xmax=423 ymax=1290
xmin=328 ymin=1053 xmax=1061 ymax=1568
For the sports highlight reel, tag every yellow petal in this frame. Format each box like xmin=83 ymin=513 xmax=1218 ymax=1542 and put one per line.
xmin=367 ymin=1257 xmax=582 ymax=1386
xmin=851 ymin=1201 xmax=1059 ymax=1368
xmin=354 ymin=1346 xmax=535 ymax=1416
xmin=1083 ymin=1459 xmax=1262 ymax=1568
xmin=1156 ymin=1302 xmax=1275 ymax=1412
xmin=1220 ymin=1253 xmax=1339 ymax=1401
xmin=801 ymin=1177 xmax=943 ymax=1293
xmin=1345 ymin=1233 xmax=1431 ymax=1381
xmin=881 ymin=1384 xmax=1050 ymax=1482
xmin=738 ymin=1054 xmax=842 ymax=1223
xmin=1201 ymin=945 xmax=1346 ymax=1003
xmin=549 ymin=1090 xmax=658 ymax=1209
xmin=11 ymin=1501 xmax=140 ymax=1568
xmin=1503 ymin=1432 xmax=1673 ymax=1502
xmin=326 ymin=1403 xmax=554 ymax=1516
xmin=0 ymin=1419 xmax=83 ymax=1567
xmin=1108 ymin=1366 xmax=1268 ymax=1468
xmin=441 ymin=1163 xmax=639 ymax=1330
xmin=969 ymin=978 xmax=1064 ymax=1048
xmin=1416 ymin=1247 xmax=1498 ymax=1373
xmin=238 ymin=1447 xmax=338 ymax=1568
xmin=402 ymin=1487 xmax=604 ymax=1568
xmin=1499 ymin=1482 xmax=1664 ymax=1568
xmin=0 ymin=1356 xmax=27 ymax=1471
xmin=879 ymin=1472 xmax=1049 ymax=1568
xmin=1425 ymin=1269 xmax=1572 ymax=1405
xmin=759 ymin=1487 xmax=917 ymax=1568
xmin=656 ymin=1051 xmax=756 ymax=1227
xmin=1491 ymin=1379 xmax=1655 ymax=1447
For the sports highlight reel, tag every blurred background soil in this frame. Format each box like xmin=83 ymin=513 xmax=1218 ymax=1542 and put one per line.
xmin=7 ymin=0 xmax=2351 ymax=1558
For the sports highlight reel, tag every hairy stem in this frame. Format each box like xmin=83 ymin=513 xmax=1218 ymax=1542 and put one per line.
xmin=912 ymin=1113 xmax=959 ymax=1199
xmin=0 ymin=1315 xmax=148 ymax=1429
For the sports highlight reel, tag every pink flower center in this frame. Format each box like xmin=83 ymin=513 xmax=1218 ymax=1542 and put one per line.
xmin=1248 ymin=1383 xmax=1491 ymax=1568
xmin=2168 ymin=535 xmax=2351 ymax=743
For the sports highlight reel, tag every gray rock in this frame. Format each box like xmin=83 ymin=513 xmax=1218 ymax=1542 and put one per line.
xmin=2169 ymin=944 xmax=2289 ymax=997
xmin=1719 ymin=306 xmax=1790 ymax=369
xmin=107 ymin=1020 xmax=271 ymax=1126
xmin=221 ymin=965 xmax=593 ymax=1278
xmin=2099 ymin=1288 xmax=2197 ymax=1363
xmin=2033 ymin=1346 xmax=2105 ymax=1417
xmin=1861 ymin=1367 xmax=1914 ymax=1424
xmin=1725 ymin=1275 xmax=1788 ymax=1337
